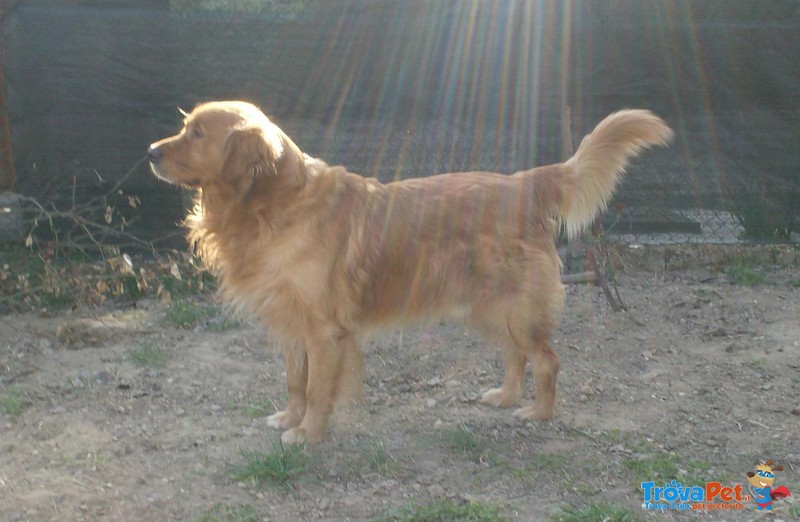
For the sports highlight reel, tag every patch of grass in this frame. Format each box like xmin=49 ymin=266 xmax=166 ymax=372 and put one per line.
xmin=490 ymin=453 xmax=570 ymax=482
xmin=0 ymin=387 xmax=29 ymax=417
xmin=787 ymin=503 xmax=800 ymax=519
xmin=194 ymin=503 xmax=259 ymax=522
xmin=746 ymin=356 xmax=768 ymax=371
xmin=243 ymin=395 xmax=274 ymax=417
xmin=553 ymin=503 xmax=638 ymax=522
xmin=58 ymin=450 xmax=111 ymax=471
xmin=442 ymin=423 xmax=487 ymax=463
xmin=678 ymin=461 xmax=712 ymax=486
xmin=338 ymin=436 xmax=403 ymax=481
xmin=597 ymin=429 xmax=654 ymax=454
xmin=128 ymin=341 xmax=168 ymax=368
xmin=165 ymin=299 xmax=218 ymax=329
xmin=530 ymin=453 xmax=571 ymax=471
xmin=379 ymin=499 xmax=507 ymax=522
xmin=562 ymin=480 xmax=600 ymax=498
xmin=623 ymin=453 xmax=711 ymax=489
xmin=365 ymin=438 xmax=398 ymax=477
xmin=623 ymin=454 xmax=679 ymax=485
xmin=230 ymin=443 xmax=309 ymax=489
xmin=206 ymin=311 xmax=241 ymax=332
xmin=725 ymin=264 xmax=766 ymax=286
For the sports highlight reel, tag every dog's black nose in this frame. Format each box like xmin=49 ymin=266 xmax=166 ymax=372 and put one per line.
xmin=147 ymin=145 xmax=162 ymax=164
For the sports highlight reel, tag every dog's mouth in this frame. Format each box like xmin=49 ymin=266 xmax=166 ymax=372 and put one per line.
xmin=149 ymin=161 xmax=165 ymax=178
xmin=149 ymin=161 xmax=201 ymax=188
xmin=149 ymin=162 xmax=176 ymax=184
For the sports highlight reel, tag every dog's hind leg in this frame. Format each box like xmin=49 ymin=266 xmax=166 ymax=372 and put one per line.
xmin=334 ymin=335 xmax=365 ymax=405
xmin=267 ymin=342 xmax=308 ymax=430
xmin=480 ymin=340 xmax=527 ymax=408
xmin=472 ymin=298 xmax=560 ymax=420
xmin=513 ymin=336 xmax=560 ymax=421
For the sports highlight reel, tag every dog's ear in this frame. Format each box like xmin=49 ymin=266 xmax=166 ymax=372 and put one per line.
xmin=746 ymin=472 xmax=755 ymax=478
xmin=221 ymin=127 xmax=278 ymax=192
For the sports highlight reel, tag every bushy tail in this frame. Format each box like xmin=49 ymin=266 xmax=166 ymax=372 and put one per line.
xmin=559 ymin=109 xmax=673 ymax=238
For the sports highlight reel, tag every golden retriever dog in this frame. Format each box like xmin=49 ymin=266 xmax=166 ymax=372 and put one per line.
xmin=148 ymin=101 xmax=672 ymax=444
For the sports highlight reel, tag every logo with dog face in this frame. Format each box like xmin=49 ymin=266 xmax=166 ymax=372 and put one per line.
xmin=746 ymin=460 xmax=791 ymax=511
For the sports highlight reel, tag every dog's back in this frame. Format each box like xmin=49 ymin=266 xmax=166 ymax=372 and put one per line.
xmin=352 ymin=109 xmax=672 ymax=331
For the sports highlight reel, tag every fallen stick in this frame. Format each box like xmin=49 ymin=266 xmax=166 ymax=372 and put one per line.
xmin=561 ymin=271 xmax=597 ymax=284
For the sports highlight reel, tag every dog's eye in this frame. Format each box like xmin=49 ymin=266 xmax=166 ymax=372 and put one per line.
xmin=192 ymin=127 xmax=203 ymax=139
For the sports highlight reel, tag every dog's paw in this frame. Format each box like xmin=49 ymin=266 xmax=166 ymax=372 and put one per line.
xmin=280 ymin=427 xmax=308 ymax=446
xmin=267 ymin=410 xmax=300 ymax=430
xmin=480 ymin=388 xmax=519 ymax=408
xmin=513 ymin=403 xmax=553 ymax=421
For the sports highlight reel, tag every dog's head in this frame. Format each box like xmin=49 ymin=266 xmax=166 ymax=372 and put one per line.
xmin=148 ymin=101 xmax=305 ymax=193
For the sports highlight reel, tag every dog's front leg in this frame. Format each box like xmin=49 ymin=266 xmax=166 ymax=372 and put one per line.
xmin=267 ymin=342 xmax=308 ymax=431
xmin=280 ymin=330 xmax=347 ymax=445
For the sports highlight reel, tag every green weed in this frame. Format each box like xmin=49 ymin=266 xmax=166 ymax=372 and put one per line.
xmin=243 ymin=395 xmax=274 ymax=417
xmin=206 ymin=311 xmax=241 ymax=332
xmin=623 ymin=454 xmax=711 ymax=489
xmin=193 ymin=503 xmax=258 ymax=522
xmin=623 ymin=454 xmax=679 ymax=485
xmin=365 ymin=438 xmax=397 ymax=477
xmin=725 ymin=264 xmax=766 ymax=286
xmin=553 ymin=503 xmax=638 ymax=522
xmin=0 ymin=387 xmax=29 ymax=417
xmin=490 ymin=453 xmax=570 ymax=483
xmin=165 ymin=299 xmax=218 ymax=328
xmin=129 ymin=341 xmax=168 ymax=368
xmin=379 ymin=499 xmax=507 ymax=522
xmin=58 ymin=450 xmax=111 ymax=471
xmin=442 ymin=423 xmax=487 ymax=463
xmin=230 ymin=443 xmax=309 ymax=488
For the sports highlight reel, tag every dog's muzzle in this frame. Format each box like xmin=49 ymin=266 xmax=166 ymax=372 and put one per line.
xmin=147 ymin=144 xmax=163 ymax=165
xmin=147 ymin=144 xmax=168 ymax=180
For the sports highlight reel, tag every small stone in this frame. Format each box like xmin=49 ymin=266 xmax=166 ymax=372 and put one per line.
xmin=94 ymin=371 xmax=113 ymax=384
xmin=428 ymin=484 xmax=445 ymax=497
xmin=425 ymin=399 xmax=437 ymax=408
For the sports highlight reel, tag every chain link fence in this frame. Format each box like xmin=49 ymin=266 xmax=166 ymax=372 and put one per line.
xmin=4 ymin=1 xmax=799 ymax=248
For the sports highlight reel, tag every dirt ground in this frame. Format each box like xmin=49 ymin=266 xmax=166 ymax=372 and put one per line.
xmin=1 ymin=263 xmax=799 ymax=521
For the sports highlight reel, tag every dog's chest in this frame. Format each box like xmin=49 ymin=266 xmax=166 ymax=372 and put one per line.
xmin=221 ymin=232 xmax=330 ymax=321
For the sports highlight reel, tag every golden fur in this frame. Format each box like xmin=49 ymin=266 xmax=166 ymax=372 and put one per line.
xmin=148 ymin=101 xmax=672 ymax=444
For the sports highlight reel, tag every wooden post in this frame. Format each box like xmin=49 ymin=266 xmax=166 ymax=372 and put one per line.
xmin=0 ymin=1 xmax=16 ymax=190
